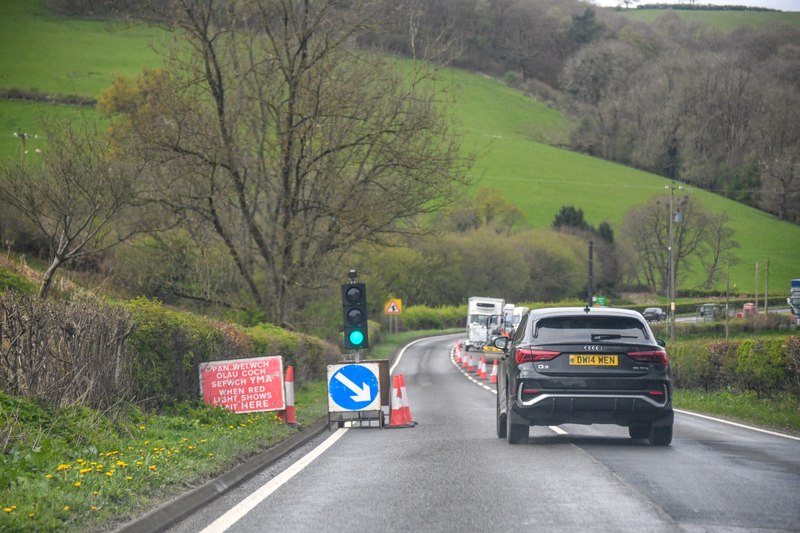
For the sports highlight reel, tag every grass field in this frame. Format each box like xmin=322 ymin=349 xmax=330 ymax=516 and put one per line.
xmin=617 ymin=8 xmax=800 ymax=31
xmin=1 ymin=0 xmax=799 ymax=294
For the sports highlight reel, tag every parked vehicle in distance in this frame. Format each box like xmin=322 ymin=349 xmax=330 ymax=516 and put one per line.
xmin=642 ymin=307 xmax=667 ymax=322
xmin=789 ymin=279 xmax=800 ymax=326
xmin=465 ymin=296 xmax=505 ymax=352
xmin=697 ymin=303 xmax=726 ymax=322
xmin=494 ymin=307 xmax=673 ymax=446
xmin=740 ymin=302 xmax=756 ymax=318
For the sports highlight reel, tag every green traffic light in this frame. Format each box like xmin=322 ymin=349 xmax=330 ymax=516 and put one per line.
xmin=348 ymin=330 xmax=365 ymax=346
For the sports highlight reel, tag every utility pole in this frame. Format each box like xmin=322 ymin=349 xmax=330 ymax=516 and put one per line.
xmin=587 ymin=240 xmax=594 ymax=308
xmin=666 ymin=181 xmax=683 ymax=344
xmin=764 ymin=258 xmax=769 ymax=315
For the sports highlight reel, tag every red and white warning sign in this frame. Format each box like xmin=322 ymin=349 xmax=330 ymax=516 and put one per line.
xmin=385 ymin=298 xmax=403 ymax=315
xmin=199 ymin=356 xmax=285 ymax=414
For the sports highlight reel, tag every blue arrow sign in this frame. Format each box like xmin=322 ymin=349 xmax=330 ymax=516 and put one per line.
xmin=328 ymin=364 xmax=379 ymax=411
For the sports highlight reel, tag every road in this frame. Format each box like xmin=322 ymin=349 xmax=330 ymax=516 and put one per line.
xmin=168 ymin=334 xmax=800 ymax=532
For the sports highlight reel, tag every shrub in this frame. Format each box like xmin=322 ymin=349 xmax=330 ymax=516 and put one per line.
xmin=402 ymin=305 xmax=465 ymax=330
xmin=246 ymin=323 xmax=338 ymax=383
xmin=670 ymin=334 xmax=799 ymax=398
xmin=0 ymin=268 xmax=36 ymax=294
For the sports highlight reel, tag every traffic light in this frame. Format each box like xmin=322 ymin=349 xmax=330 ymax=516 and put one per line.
xmin=342 ymin=282 xmax=369 ymax=350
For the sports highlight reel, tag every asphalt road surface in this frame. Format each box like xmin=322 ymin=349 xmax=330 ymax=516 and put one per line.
xmin=167 ymin=333 xmax=800 ymax=533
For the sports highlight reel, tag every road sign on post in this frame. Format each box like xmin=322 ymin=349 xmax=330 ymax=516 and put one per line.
xmin=327 ymin=363 xmax=381 ymax=412
xmin=342 ymin=282 xmax=369 ymax=350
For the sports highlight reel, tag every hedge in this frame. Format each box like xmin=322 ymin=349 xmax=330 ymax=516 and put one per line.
xmin=125 ymin=298 xmax=340 ymax=407
xmin=670 ymin=335 xmax=800 ymax=397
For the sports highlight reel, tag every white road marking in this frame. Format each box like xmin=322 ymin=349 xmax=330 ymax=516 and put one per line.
xmin=200 ymin=428 xmax=349 ymax=533
xmin=675 ymin=408 xmax=800 ymax=441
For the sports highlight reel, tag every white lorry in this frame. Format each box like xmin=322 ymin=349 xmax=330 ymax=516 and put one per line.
xmin=510 ymin=305 xmax=529 ymax=334
xmin=789 ymin=279 xmax=800 ymax=326
xmin=465 ymin=296 xmax=505 ymax=352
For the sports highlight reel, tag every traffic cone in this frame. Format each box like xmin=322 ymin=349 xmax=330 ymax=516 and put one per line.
xmin=478 ymin=356 xmax=488 ymax=380
xmin=454 ymin=342 xmax=462 ymax=364
xmin=283 ymin=365 xmax=297 ymax=426
xmin=489 ymin=359 xmax=498 ymax=383
xmin=398 ymin=373 xmax=416 ymax=425
xmin=467 ymin=352 xmax=475 ymax=373
xmin=388 ymin=374 xmax=413 ymax=428
xmin=462 ymin=348 xmax=470 ymax=368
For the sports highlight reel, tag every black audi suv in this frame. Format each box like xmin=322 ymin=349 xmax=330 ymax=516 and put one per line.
xmin=494 ymin=306 xmax=673 ymax=445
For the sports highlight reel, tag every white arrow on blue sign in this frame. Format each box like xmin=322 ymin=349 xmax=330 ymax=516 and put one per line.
xmin=327 ymin=363 xmax=380 ymax=412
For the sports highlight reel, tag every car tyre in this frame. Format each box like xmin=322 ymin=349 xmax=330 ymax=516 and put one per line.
xmin=628 ymin=425 xmax=649 ymax=439
xmin=648 ymin=424 xmax=673 ymax=446
xmin=496 ymin=387 xmax=507 ymax=439
xmin=506 ymin=389 xmax=528 ymax=444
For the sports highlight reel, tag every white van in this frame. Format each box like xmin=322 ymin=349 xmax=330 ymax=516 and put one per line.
xmin=465 ymin=296 xmax=505 ymax=351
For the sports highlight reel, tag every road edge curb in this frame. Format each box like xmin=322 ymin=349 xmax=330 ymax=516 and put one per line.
xmin=116 ymin=418 xmax=329 ymax=533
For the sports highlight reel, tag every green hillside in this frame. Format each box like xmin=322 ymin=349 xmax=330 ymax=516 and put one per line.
xmin=1 ymin=0 xmax=798 ymax=295
xmin=617 ymin=8 xmax=800 ymax=31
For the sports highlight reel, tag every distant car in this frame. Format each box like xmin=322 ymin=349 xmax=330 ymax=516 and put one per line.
xmin=642 ymin=307 xmax=667 ymax=322
xmin=698 ymin=303 xmax=725 ymax=322
xmin=494 ymin=307 xmax=674 ymax=446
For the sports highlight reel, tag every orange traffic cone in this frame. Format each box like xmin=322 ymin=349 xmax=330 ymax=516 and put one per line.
xmin=489 ymin=359 xmax=498 ymax=384
xmin=398 ymin=373 xmax=416 ymax=425
xmin=388 ymin=374 xmax=414 ymax=428
xmin=467 ymin=352 xmax=475 ymax=373
xmin=282 ymin=365 xmax=297 ymax=426
xmin=462 ymin=348 xmax=470 ymax=368
xmin=478 ymin=356 xmax=488 ymax=380
xmin=454 ymin=342 xmax=462 ymax=364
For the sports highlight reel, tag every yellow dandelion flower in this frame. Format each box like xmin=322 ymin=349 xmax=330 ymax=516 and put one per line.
xmin=92 ymin=491 xmax=98 ymax=496
xmin=28 ymin=512 xmax=35 ymax=518
xmin=63 ymin=506 xmax=70 ymax=512
xmin=136 ymin=461 xmax=143 ymax=467
xmin=139 ymin=425 xmax=145 ymax=430
xmin=45 ymin=473 xmax=52 ymax=479
xmin=116 ymin=461 xmax=128 ymax=467
xmin=74 ymin=481 xmax=81 ymax=487
xmin=188 ymin=445 xmax=195 ymax=450
xmin=148 ymin=465 xmax=157 ymax=471
xmin=4 ymin=508 xmax=12 ymax=514
xmin=200 ymin=439 xmax=207 ymax=443
xmin=143 ymin=440 xmax=150 ymax=445
xmin=106 ymin=472 xmax=114 ymax=477
xmin=208 ymin=453 xmax=214 ymax=457
xmin=91 ymin=506 xmax=98 ymax=512
xmin=80 ymin=468 xmax=92 ymax=474
xmin=126 ymin=476 xmax=133 ymax=481
xmin=56 ymin=464 xmax=71 ymax=472
xmin=183 ymin=437 xmax=189 ymax=442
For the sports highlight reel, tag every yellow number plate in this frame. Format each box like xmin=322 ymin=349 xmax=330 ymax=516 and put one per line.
xmin=569 ymin=354 xmax=618 ymax=366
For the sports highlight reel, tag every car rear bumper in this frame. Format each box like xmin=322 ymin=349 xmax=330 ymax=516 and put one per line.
xmin=510 ymin=381 xmax=673 ymax=427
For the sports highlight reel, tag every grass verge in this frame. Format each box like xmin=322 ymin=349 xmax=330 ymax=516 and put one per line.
xmin=674 ymin=388 xmax=800 ymax=436
xmin=0 ymin=381 xmax=328 ymax=532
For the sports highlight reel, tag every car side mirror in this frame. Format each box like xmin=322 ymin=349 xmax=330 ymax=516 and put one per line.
xmin=493 ymin=336 xmax=509 ymax=351
xmin=655 ymin=338 xmax=666 ymax=348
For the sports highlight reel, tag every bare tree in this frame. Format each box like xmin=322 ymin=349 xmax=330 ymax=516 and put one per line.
xmin=621 ymin=194 xmax=731 ymax=293
xmin=755 ymin=84 xmax=800 ymax=223
xmin=0 ymin=119 xmax=147 ymax=298
xmin=102 ymin=0 xmax=468 ymax=327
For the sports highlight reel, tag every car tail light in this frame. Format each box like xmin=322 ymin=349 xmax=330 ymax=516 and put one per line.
xmin=516 ymin=349 xmax=560 ymax=364
xmin=628 ymin=350 xmax=669 ymax=365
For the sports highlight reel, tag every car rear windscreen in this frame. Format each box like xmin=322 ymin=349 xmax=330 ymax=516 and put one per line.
xmin=534 ymin=316 xmax=649 ymax=342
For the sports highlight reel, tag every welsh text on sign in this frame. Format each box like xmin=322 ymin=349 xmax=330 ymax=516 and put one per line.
xmin=199 ymin=356 xmax=285 ymax=414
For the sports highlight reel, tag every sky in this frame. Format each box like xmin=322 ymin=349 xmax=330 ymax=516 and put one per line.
xmin=590 ymin=0 xmax=800 ymax=10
